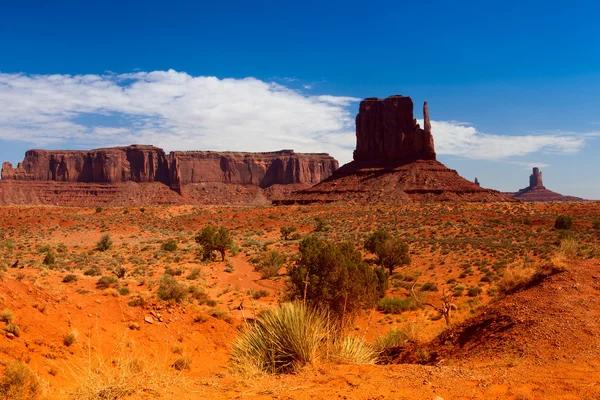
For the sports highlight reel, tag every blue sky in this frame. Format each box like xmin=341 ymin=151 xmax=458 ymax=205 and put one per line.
xmin=1 ymin=0 xmax=599 ymax=198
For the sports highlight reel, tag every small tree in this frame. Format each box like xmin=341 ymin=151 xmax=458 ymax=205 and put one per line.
xmin=280 ymin=226 xmax=298 ymax=240
xmin=96 ymin=234 xmax=112 ymax=252
xmin=259 ymin=250 xmax=285 ymax=278
xmin=288 ymin=236 xmax=385 ymax=323
xmin=555 ymin=215 xmax=573 ymax=230
xmin=195 ymin=226 xmax=233 ymax=261
xmin=365 ymin=231 xmax=410 ymax=274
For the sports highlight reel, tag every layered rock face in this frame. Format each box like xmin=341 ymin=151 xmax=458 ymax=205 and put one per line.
xmin=279 ymin=96 xmax=513 ymax=205
xmin=0 ymin=146 xmax=338 ymax=206
xmin=505 ymin=167 xmax=585 ymax=202
xmin=1 ymin=145 xmax=170 ymax=183
xmin=354 ymin=96 xmax=436 ymax=163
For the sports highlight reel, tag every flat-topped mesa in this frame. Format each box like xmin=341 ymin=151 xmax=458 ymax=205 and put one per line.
xmin=529 ymin=167 xmax=544 ymax=189
xmin=353 ymin=95 xmax=436 ymax=163
xmin=1 ymin=145 xmax=170 ymax=183
xmin=0 ymin=146 xmax=339 ymax=204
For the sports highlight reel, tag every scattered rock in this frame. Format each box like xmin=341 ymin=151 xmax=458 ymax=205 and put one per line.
xmin=129 ymin=322 xmax=140 ymax=330
xmin=144 ymin=316 xmax=154 ymax=324
xmin=6 ymin=332 xmax=15 ymax=339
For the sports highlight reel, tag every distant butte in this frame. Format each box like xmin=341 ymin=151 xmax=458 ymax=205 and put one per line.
xmin=0 ymin=146 xmax=338 ymax=206
xmin=278 ymin=95 xmax=514 ymax=204
xmin=504 ymin=167 xmax=585 ymax=202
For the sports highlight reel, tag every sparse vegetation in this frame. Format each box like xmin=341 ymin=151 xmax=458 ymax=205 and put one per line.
xmin=554 ymin=215 xmax=573 ymax=230
xmin=96 ymin=234 xmax=113 ymax=252
xmin=0 ymin=361 xmax=41 ymax=399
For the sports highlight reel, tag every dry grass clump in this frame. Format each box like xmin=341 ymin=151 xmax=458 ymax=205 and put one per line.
xmin=66 ymin=341 xmax=185 ymax=399
xmin=0 ymin=360 xmax=43 ymax=399
xmin=230 ymin=302 xmax=376 ymax=375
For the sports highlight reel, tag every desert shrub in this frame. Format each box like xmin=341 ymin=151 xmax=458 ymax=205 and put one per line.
xmin=252 ymin=289 xmax=269 ymax=300
xmin=95 ymin=207 xmax=103 ymax=213
xmin=377 ymin=297 xmax=419 ymax=314
xmin=157 ymin=275 xmax=187 ymax=303
xmin=96 ymin=276 xmax=118 ymax=290
xmin=313 ymin=217 xmax=328 ymax=232
xmin=467 ymin=287 xmax=483 ymax=297
xmin=64 ymin=330 xmax=78 ymax=347
xmin=259 ymin=250 xmax=285 ymax=278
xmin=288 ymin=236 xmax=385 ymax=322
xmin=117 ymin=287 xmax=130 ymax=296
xmin=186 ymin=268 xmax=202 ymax=280
xmin=331 ymin=335 xmax=378 ymax=364
xmin=4 ymin=322 xmax=21 ymax=337
xmin=231 ymin=303 xmax=374 ymax=374
xmin=43 ymin=251 xmax=56 ymax=265
xmin=420 ymin=281 xmax=439 ymax=292
xmin=171 ymin=357 xmax=192 ymax=371
xmin=280 ymin=226 xmax=297 ymax=240
xmin=62 ymin=274 xmax=78 ymax=283
xmin=195 ymin=225 xmax=233 ymax=261
xmin=365 ymin=231 xmax=410 ymax=274
xmin=112 ymin=266 xmax=127 ymax=279
xmin=96 ymin=234 xmax=113 ymax=252
xmin=375 ymin=328 xmax=408 ymax=352
xmin=554 ymin=215 xmax=573 ymax=230
xmin=84 ymin=266 xmax=102 ymax=276
xmin=0 ymin=361 xmax=41 ymax=399
xmin=593 ymin=220 xmax=600 ymax=230
xmin=0 ymin=309 xmax=14 ymax=323
xmin=164 ymin=267 xmax=183 ymax=276
xmin=161 ymin=239 xmax=178 ymax=252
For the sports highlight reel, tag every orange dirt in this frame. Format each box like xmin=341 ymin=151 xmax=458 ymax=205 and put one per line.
xmin=0 ymin=203 xmax=598 ymax=399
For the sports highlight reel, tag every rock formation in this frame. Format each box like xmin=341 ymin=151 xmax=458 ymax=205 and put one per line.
xmin=0 ymin=146 xmax=338 ymax=206
xmin=504 ymin=167 xmax=585 ymax=202
xmin=354 ymin=96 xmax=436 ymax=163
xmin=474 ymin=178 xmax=480 ymax=187
xmin=278 ymin=96 xmax=514 ymax=204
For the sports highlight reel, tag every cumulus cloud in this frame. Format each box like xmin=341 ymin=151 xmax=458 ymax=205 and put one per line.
xmin=0 ymin=70 xmax=592 ymax=166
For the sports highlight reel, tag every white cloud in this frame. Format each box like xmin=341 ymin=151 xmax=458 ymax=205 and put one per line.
xmin=0 ymin=70 xmax=592 ymax=167
xmin=420 ymin=120 xmax=586 ymax=160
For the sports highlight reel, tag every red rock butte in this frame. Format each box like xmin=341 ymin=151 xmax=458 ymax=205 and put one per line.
xmin=278 ymin=95 xmax=514 ymax=204
xmin=504 ymin=167 xmax=585 ymax=202
xmin=0 ymin=146 xmax=338 ymax=206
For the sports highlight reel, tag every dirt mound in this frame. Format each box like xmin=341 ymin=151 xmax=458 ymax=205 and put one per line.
xmin=392 ymin=260 xmax=600 ymax=364
xmin=278 ymin=160 xmax=514 ymax=204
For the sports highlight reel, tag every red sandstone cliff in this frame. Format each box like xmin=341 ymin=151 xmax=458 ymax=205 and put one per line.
xmin=0 ymin=146 xmax=338 ymax=205
xmin=354 ymin=96 xmax=436 ymax=163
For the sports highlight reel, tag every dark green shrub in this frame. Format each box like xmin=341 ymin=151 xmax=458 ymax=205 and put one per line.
xmin=592 ymin=220 xmax=600 ymax=230
xmin=365 ymin=231 xmax=410 ymax=274
xmin=96 ymin=234 xmax=113 ymax=252
xmin=420 ymin=282 xmax=439 ymax=292
xmin=554 ymin=215 xmax=573 ymax=230
xmin=195 ymin=225 xmax=233 ymax=261
xmin=117 ymin=287 xmax=130 ymax=296
xmin=288 ymin=236 xmax=385 ymax=322
xmin=43 ymin=251 xmax=56 ymax=266
xmin=467 ymin=287 xmax=483 ymax=297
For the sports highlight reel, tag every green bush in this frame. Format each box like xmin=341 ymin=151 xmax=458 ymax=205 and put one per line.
xmin=96 ymin=234 xmax=113 ymax=252
xmin=377 ymin=297 xmax=419 ymax=314
xmin=259 ymin=250 xmax=285 ymax=278
xmin=195 ymin=225 xmax=233 ymax=261
xmin=420 ymin=281 xmax=439 ymax=292
xmin=288 ymin=236 xmax=385 ymax=322
xmin=592 ymin=220 xmax=600 ymax=230
xmin=364 ymin=231 xmax=410 ymax=274
xmin=554 ymin=215 xmax=573 ymax=230
xmin=157 ymin=275 xmax=187 ymax=303
xmin=161 ymin=239 xmax=178 ymax=252
xmin=467 ymin=287 xmax=483 ymax=297
xmin=43 ymin=251 xmax=56 ymax=266
xmin=280 ymin=226 xmax=298 ymax=240
xmin=84 ymin=266 xmax=101 ymax=276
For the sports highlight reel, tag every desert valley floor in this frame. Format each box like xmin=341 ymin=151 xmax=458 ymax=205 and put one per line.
xmin=0 ymin=202 xmax=599 ymax=399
